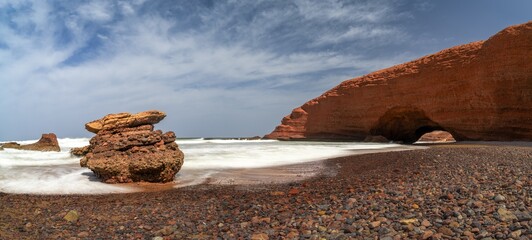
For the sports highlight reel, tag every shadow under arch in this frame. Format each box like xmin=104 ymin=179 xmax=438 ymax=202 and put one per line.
xmin=371 ymin=106 xmax=453 ymax=143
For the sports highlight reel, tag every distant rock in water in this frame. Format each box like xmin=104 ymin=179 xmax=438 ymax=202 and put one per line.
xmin=79 ymin=110 xmax=184 ymax=183
xmin=265 ymin=21 xmax=532 ymax=143
xmin=1 ymin=133 xmax=60 ymax=152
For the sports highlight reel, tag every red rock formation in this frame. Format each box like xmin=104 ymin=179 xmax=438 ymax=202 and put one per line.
xmin=266 ymin=22 xmax=532 ymax=143
xmin=417 ymin=131 xmax=456 ymax=143
xmin=80 ymin=110 xmax=184 ymax=183
xmin=85 ymin=110 xmax=166 ymax=134
xmin=1 ymin=133 xmax=60 ymax=152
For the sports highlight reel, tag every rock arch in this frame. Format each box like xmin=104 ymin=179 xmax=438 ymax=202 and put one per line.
xmin=371 ymin=107 xmax=445 ymax=143
xmin=265 ymin=22 xmax=532 ymax=142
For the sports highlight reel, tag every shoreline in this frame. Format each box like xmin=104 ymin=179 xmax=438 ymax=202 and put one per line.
xmin=125 ymin=145 xmax=424 ymax=193
xmin=1 ymin=143 xmax=530 ymax=239
xmin=105 ymin=142 xmax=528 ymax=193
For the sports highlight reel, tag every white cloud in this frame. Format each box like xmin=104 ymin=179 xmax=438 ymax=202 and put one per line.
xmin=117 ymin=1 xmax=135 ymax=15
xmin=0 ymin=0 xmax=416 ymax=140
xmin=77 ymin=0 xmax=114 ymax=22
xmin=315 ymin=25 xmax=401 ymax=45
xmin=295 ymin=0 xmax=393 ymax=23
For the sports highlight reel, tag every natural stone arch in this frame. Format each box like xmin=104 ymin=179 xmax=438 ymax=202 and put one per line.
xmin=371 ymin=107 xmax=444 ymax=143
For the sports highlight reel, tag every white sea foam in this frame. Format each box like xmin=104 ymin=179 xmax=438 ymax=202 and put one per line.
xmin=0 ymin=138 xmax=402 ymax=194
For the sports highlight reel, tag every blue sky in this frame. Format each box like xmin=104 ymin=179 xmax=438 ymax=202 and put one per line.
xmin=1 ymin=0 xmax=531 ymax=140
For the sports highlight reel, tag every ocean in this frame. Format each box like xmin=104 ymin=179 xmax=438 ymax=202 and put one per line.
xmin=0 ymin=138 xmax=402 ymax=194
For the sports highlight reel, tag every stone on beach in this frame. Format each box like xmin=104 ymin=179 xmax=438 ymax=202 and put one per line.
xmin=1 ymin=145 xmax=531 ymax=239
xmin=63 ymin=210 xmax=79 ymax=222
xmin=79 ymin=110 xmax=184 ymax=183
xmin=417 ymin=131 xmax=456 ymax=142
xmin=1 ymin=133 xmax=60 ymax=152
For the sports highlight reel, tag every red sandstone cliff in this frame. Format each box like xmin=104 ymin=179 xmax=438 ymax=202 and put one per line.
xmin=265 ymin=22 xmax=532 ymax=143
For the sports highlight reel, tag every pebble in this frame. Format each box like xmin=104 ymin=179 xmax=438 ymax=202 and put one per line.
xmin=510 ymin=229 xmax=521 ymax=238
xmin=288 ymin=188 xmax=300 ymax=195
xmin=399 ymin=218 xmax=418 ymax=225
xmin=251 ymin=233 xmax=269 ymax=240
xmin=497 ymin=207 xmax=517 ymax=222
xmin=514 ymin=210 xmax=531 ymax=221
xmin=270 ymin=191 xmax=285 ymax=196
xmin=421 ymin=219 xmax=431 ymax=227
xmin=158 ymin=226 xmax=176 ymax=236
xmin=369 ymin=221 xmax=381 ymax=228
xmin=421 ymin=230 xmax=433 ymax=239
xmin=1 ymin=146 xmax=530 ymax=240
xmin=438 ymin=226 xmax=453 ymax=236
xmin=63 ymin=210 xmax=79 ymax=223
xmin=449 ymin=221 xmax=460 ymax=228
xmin=286 ymin=231 xmax=298 ymax=238
xmin=493 ymin=194 xmax=506 ymax=202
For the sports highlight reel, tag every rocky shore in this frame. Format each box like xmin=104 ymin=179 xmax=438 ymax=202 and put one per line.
xmin=1 ymin=145 xmax=530 ymax=239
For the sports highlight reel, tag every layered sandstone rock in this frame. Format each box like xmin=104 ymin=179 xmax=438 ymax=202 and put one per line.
xmin=266 ymin=22 xmax=532 ymax=143
xmin=79 ymin=110 xmax=184 ymax=183
xmin=85 ymin=110 xmax=166 ymax=134
xmin=1 ymin=133 xmax=60 ymax=152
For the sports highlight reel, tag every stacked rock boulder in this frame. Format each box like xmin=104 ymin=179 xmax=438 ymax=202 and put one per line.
xmin=78 ymin=110 xmax=184 ymax=183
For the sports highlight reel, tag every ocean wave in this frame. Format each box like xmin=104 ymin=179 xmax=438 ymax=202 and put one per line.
xmin=0 ymin=138 xmax=400 ymax=194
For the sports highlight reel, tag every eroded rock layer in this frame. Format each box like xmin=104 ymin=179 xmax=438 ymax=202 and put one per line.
xmin=266 ymin=22 xmax=532 ymax=143
xmin=79 ymin=110 xmax=184 ymax=183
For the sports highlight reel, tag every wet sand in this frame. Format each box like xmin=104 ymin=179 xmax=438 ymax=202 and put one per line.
xmin=125 ymin=145 xmax=423 ymax=192
xmin=0 ymin=143 xmax=530 ymax=239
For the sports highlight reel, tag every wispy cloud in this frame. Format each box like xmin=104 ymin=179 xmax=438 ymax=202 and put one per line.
xmin=77 ymin=1 xmax=114 ymax=22
xmin=0 ymin=0 xmax=419 ymax=139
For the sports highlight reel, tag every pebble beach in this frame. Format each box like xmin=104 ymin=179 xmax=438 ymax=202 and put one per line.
xmin=1 ymin=144 xmax=530 ymax=239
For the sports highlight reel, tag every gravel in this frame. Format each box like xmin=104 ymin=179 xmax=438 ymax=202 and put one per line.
xmin=0 ymin=145 xmax=530 ymax=239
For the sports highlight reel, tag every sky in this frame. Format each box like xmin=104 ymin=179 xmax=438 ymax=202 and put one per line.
xmin=0 ymin=0 xmax=531 ymax=140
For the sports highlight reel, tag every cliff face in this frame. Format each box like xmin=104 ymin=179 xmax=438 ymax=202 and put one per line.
xmin=266 ymin=22 xmax=532 ymax=143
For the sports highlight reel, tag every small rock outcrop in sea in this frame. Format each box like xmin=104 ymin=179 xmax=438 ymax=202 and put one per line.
xmin=1 ymin=133 xmax=60 ymax=152
xmin=70 ymin=145 xmax=90 ymax=157
xmin=265 ymin=21 xmax=532 ymax=143
xmin=79 ymin=110 xmax=184 ymax=183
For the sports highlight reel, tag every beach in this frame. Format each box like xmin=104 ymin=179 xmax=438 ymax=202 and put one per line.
xmin=1 ymin=144 xmax=530 ymax=239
